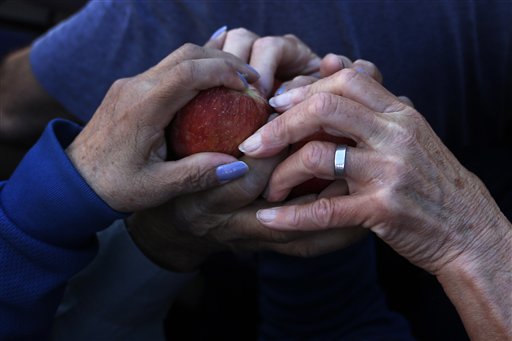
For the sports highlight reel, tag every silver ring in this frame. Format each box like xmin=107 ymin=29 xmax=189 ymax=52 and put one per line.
xmin=334 ymin=145 xmax=347 ymax=178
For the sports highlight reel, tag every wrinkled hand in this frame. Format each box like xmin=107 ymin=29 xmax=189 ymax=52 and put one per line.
xmin=205 ymin=27 xmax=320 ymax=97
xmin=66 ymin=44 xmax=259 ymax=212
xmin=127 ymin=152 xmax=366 ymax=272
xmin=239 ymin=67 xmax=512 ymax=276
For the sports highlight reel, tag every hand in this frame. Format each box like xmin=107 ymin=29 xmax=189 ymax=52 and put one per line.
xmin=66 ymin=44 xmax=259 ymax=212
xmin=127 ymin=152 xmax=366 ymax=272
xmin=205 ymin=27 xmax=320 ymax=97
xmin=239 ymin=67 xmax=512 ymax=277
xmin=271 ymin=54 xmax=383 ymax=98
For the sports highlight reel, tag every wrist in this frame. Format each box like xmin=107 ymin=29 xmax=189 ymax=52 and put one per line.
xmin=436 ymin=214 xmax=512 ymax=340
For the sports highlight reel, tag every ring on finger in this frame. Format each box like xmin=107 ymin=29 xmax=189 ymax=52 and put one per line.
xmin=334 ymin=144 xmax=347 ymax=178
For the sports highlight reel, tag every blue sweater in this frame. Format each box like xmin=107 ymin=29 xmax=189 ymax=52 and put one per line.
xmin=0 ymin=120 xmax=125 ymax=339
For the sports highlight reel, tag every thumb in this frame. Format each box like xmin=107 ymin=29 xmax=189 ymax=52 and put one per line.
xmin=148 ymin=152 xmax=248 ymax=201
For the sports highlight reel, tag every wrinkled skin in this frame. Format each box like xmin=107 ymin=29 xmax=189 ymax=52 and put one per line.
xmin=239 ymin=67 xmax=512 ymax=339
xmin=66 ymin=44 xmax=259 ymax=212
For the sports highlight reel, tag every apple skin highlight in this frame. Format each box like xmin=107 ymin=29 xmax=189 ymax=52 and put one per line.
xmin=168 ymin=86 xmax=271 ymax=158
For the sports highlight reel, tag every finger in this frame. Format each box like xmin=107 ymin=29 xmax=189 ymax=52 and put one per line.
xmin=319 ymin=53 xmax=353 ymax=78
xmin=398 ymin=95 xmax=415 ymax=108
xmin=145 ymin=56 xmax=260 ymax=128
xmin=196 ymin=153 xmax=285 ymax=213
xmin=266 ymin=143 xmax=383 ymax=200
xmin=275 ymin=75 xmax=318 ymax=96
xmin=218 ymin=195 xmax=318 ymax=243
xmin=148 ymin=152 xmax=240 ymax=200
xmin=250 ymin=34 xmax=321 ymax=97
xmin=265 ymin=141 xmax=338 ymax=202
xmin=203 ymin=25 xmax=228 ymax=49
xmin=268 ymin=68 xmax=401 ymax=113
xmin=222 ymin=27 xmax=259 ymax=62
xmin=256 ymin=194 xmax=371 ymax=231
xmin=351 ymin=59 xmax=383 ymax=84
xmin=318 ymin=180 xmax=349 ymax=199
xmin=240 ymin=92 xmax=383 ymax=158
xmin=148 ymin=44 xmax=253 ymax=77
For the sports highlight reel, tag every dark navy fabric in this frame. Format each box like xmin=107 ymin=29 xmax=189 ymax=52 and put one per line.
xmin=259 ymin=236 xmax=412 ymax=340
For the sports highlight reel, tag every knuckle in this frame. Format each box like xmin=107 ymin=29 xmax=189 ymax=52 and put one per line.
xmin=178 ymin=43 xmax=201 ymax=55
xmin=110 ymin=77 xmax=130 ymax=91
xmin=308 ymin=92 xmax=338 ymax=116
xmin=227 ymin=27 xmax=254 ymax=39
xmin=336 ymin=67 xmax=359 ymax=85
xmin=300 ymin=141 xmax=328 ymax=173
xmin=173 ymin=60 xmax=199 ymax=83
xmin=253 ymin=36 xmax=283 ymax=51
xmin=283 ymin=33 xmax=299 ymax=42
xmin=310 ymin=198 xmax=336 ymax=228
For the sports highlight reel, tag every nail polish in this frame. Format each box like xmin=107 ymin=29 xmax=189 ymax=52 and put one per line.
xmin=237 ymin=71 xmax=249 ymax=88
xmin=245 ymin=64 xmax=260 ymax=78
xmin=216 ymin=161 xmax=249 ymax=182
xmin=274 ymin=85 xmax=286 ymax=96
xmin=209 ymin=25 xmax=227 ymax=40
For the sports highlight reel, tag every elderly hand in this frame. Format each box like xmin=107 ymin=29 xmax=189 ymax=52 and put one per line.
xmin=127 ymin=150 xmax=366 ymax=272
xmin=205 ymin=26 xmax=321 ymax=97
xmin=66 ymin=44 xmax=259 ymax=212
xmin=239 ymin=68 xmax=512 ymax=339
xmin=240 ymin=67 xmax=511 ymax=275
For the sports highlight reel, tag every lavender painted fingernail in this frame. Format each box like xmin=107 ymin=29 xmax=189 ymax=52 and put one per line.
xmin=355 ymin=66 xmax=368 ymax=75
xmin=209 ymin=25 xmax=227 ymax=40
xmin=216 ymin=161 xmax=249 ymax=182
xmin=274 ymin=85 xmax=286 ymax=96
xmin=245 ymin=64 xmax=260 ymax=78
xmin=237 ymin=71 xmax=249 ymax=88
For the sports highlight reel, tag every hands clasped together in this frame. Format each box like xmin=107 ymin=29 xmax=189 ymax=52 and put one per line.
xmin=66 ymin=27 xmax=511 ymax=338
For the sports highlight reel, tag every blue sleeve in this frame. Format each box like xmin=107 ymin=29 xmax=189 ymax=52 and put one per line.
xmin=258 ymin=235 xmax=413 ymax=340
xmin=0 ymin=119 xmax=126 ymax=339
xmin=29 ymin=0 xmax=209 ymax=122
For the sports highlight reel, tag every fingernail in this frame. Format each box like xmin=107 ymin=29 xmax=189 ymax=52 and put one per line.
xmin=239 ymin=132 xmax=262 ymax=154
xmin=274 ymin=85 xmax=286 ymax=96
xmin=209 ymin=25 xmax=227 ymax=40
xmin=306 ymin=57 xmax=321 ymax=70
xmin=237 ymin=71 xmax=249 ymax=88
xmin=355 ymin=66 xmax=368 ymax=75
xmin=257 ymin=209 xmax=277 ymax=223
xmin=216 ymin=161 xmax=249 ymax=182
xmin=268 ymin=92 xmax=292 ymax=108
xmin=245 ymin=64 xmax=260 ymax=78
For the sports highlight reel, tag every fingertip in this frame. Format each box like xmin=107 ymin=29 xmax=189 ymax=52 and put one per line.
xmin=239 ymin=131 xmax=262 ymax=154
xmin=257 ymin=208 xmax=278 ymax=224
xmin=216 ymin=160 xmax=249 ymax=183
xmin=209 ymin=25 xmax=227 ymax=41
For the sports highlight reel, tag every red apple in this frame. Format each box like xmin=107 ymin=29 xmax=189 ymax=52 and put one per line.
xmin=167 ymin=86 xmax=272 ymax=158
xmin=288 ymin=132 xmax=355 ymax=198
